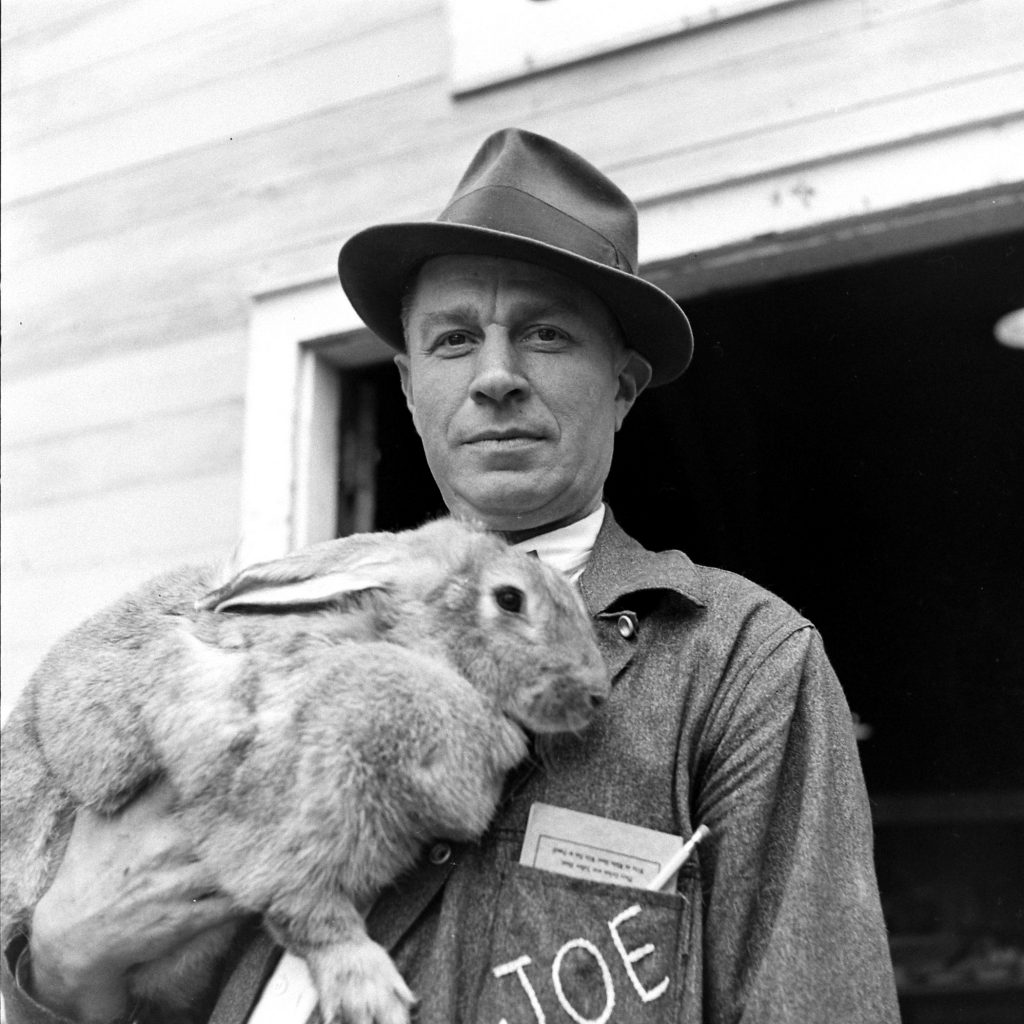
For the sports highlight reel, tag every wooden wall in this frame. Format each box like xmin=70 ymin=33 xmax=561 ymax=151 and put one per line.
xmin=2 ymin=0 xmax=1021 ymax=715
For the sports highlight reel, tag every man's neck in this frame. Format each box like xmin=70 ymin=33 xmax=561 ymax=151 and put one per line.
xmin=498 ymin=503 xmax=603 ymax=545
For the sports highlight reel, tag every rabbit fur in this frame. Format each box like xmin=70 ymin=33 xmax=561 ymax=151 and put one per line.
xmin=0 ymin=516 xmax=609 ymax=1024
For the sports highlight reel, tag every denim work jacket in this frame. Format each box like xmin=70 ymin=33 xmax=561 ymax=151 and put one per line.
xmin=2 ymin=512 xmax=899 ymax=1024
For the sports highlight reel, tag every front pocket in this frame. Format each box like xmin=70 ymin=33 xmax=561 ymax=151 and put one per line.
xmin=473 ymin=862 xmax=695 ymax=1024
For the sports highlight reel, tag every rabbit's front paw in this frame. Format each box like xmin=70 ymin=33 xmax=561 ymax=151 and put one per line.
xmin=309 ymin=939 xmax=415 ymax=1024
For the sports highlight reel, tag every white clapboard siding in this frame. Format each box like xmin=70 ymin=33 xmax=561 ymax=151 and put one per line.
xmin=1 ymin=285 xmax=249 ymax=379
xmin=1 ymin=329 xmax=247 ymax=445
xmin=617 ymin=68 xmax=1024 ymax=207
xmin=8 ymin=0 xmax=1015 ymax=258
xmin=2 ymin=0 xmax=431 ymax=146
xmin=1 ymin=469 xmax=243 ymax=578
xmin=3 ymin=400 xmax=244 ymax=511
xmin=0 ymin=0 xmax=112 ymax=48
xmin=2 ymin=0 xmax=271 ymax=89
xmin=1 ymin=3 xmax=443 ymax=203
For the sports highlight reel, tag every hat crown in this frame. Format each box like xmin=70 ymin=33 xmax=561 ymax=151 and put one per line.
xmin=437 ymin=129 xmax=639 ymax=275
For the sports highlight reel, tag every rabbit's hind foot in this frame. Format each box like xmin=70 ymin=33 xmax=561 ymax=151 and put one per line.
xmin=308 ymin=938 xmax=415 ymax=1024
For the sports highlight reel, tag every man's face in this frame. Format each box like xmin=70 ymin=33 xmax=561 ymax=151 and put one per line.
xmin=395 ymin=255 xmax=651 ymax=534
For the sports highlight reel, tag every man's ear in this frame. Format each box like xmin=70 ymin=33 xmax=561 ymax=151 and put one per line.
xmin=614 ymin=350 xmax=653 ymax=430
xmin=394 ymin=353 xmax=415 ymax=415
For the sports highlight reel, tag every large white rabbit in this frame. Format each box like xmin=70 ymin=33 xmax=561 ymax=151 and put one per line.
xmin=1 ymin=517 xmax=609 ymax=1024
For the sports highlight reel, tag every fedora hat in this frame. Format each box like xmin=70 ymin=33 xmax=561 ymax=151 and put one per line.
xmin=337 ymin=128 xmax=693 ymax=386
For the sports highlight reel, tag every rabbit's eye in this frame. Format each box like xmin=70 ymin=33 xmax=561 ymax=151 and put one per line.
xmin=493 ymin=585 xmax=525 ymax=614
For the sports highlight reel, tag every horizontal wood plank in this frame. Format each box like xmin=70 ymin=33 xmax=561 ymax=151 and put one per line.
xmin=1 ymin=469 xmax=243 ymax=575
xmin=1 ymin=0 xmax=113 ymax=48
xmin=3 ymin=0 xmax=289 ymax=92
xmin=1 ymin=275 xmax=249 ymax=379
xmin=3 ymin=0 xmax=435 ymax=143
xmin=1 ymin=328 xmax=246 ymax=443
xmin=617 ymin=66 xmax=1024 ymax=206
xmin=2 ymin=5 xmax=446 ymax=203
xmin=3 ymin=399 xmax=245 ymax=511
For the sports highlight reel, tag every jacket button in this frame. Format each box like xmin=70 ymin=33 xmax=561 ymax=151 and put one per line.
xmin=428 ymin=842 xmax=452 ymax=865
xmin=616 ymin=612 xmax=638 ymax=639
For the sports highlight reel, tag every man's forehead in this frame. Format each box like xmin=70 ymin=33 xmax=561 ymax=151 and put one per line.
xmin=410 ymin=254 xmax=606 ymax=317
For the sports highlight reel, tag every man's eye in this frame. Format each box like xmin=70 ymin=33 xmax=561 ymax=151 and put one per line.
xmin=524 ymin=326 xmax=569 ymax=347
xmin=433 ymin=331 xmax=473 ymax=353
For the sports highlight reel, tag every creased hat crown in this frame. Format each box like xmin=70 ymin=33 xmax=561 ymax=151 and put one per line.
xmin=438 ymin=129 xmax=639 ymax=274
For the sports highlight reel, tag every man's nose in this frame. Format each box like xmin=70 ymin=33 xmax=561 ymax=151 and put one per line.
xmin=470 ymin=331 xmax=529 ymax=404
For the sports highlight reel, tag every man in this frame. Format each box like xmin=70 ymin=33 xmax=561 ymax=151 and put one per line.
xmin=3 ymin=129 xmax=899 ymax=1023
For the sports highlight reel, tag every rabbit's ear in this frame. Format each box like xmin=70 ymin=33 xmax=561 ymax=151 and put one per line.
xmin=195 ymin=533 xmax=420 ymax=612
xmin=196 ymin=518 xmax=478 ymax=613
xmin=203 ymin=565 xmax=393 ymax=611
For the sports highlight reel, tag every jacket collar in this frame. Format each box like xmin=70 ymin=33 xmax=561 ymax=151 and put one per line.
xmin=579 ymin=507 xmax=706 ymax=615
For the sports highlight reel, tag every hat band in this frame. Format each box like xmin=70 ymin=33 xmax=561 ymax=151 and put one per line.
xmin=439 ymin=185 xmax=634 ymax=274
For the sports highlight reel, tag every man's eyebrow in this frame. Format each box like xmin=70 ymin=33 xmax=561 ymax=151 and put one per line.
xmin=412 ymin=298 xmax=586 ymax=332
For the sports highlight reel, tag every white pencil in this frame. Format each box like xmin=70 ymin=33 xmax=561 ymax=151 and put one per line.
xmin=646 ymin=824 xmax=711 ymax=891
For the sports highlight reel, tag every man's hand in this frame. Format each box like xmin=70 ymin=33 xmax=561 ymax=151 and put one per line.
xmin=28 ymin=781 xmax=242 ymax=1022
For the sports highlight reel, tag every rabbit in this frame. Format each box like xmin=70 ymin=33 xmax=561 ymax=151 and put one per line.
xmin=0 ymin=516 xmax=609 ymax=1024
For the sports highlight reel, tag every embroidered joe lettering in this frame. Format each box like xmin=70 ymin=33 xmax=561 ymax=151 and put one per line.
xmin=492 ymin=903 xmax=669 ymax=1024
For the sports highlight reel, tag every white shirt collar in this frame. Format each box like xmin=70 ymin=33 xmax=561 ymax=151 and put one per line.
xmin=511 ymin=504 xmax=606 ymax=583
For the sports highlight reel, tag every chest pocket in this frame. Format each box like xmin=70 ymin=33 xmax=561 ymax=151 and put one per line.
xmin=473 ymin=862 xmax=696 ymax=1024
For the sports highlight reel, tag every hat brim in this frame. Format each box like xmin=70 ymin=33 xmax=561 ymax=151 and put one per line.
xmin=337 ymin=222 xmax=693 ymax=387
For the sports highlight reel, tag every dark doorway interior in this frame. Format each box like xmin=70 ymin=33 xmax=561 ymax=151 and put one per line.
xmin=360 ymin=230 xmax=1024 ymax=798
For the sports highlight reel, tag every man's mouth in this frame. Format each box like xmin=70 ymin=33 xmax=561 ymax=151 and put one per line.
xmin=464 ymin=430 xmax=545 ymax=446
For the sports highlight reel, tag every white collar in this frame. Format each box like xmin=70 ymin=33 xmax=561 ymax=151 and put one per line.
xmin=512 ymin=505 xmax=606 ymax=583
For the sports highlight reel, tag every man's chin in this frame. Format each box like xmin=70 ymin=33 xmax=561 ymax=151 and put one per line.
xmin=444 ymin=484 xmax=594 ymax=537
xmin=446 ymin=488 xmax=559 ymax=533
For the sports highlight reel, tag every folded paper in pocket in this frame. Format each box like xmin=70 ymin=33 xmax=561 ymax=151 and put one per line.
xmin=520 ymin=803 xmax=685 ymax=892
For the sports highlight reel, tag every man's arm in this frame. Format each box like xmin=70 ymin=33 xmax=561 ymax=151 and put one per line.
xmin=3 ymin=782 xmax=243 ymax=1024
xmin=689 ymin=624 xmax=899 ymax=1024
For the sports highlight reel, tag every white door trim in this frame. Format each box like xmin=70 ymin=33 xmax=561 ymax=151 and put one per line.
xmin=238 ymin=280 xmax=389 ymax=563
